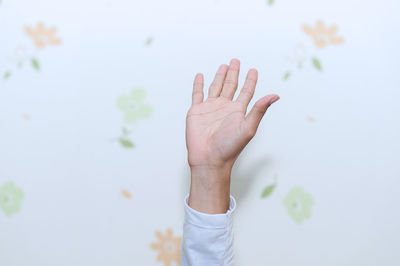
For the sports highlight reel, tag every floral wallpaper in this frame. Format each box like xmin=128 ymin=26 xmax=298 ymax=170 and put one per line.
xmin=115 ymin=87 xmax=153 ymax=148
xmin=150 ymin=227 xmax=182 ymax=266
xmin=0 ymin=181 xmax=24 ymax=217
xmin=1 ymin=0 xmax=399 ymax=265
xmin=282 ymin=21 xmax=344 ymax=81
xmin=2 ymin=22 xmax=61 ymax=80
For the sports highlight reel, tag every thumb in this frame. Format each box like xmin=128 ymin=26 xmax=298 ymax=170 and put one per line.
xmin=244 ymin=94 xmax=280 ymax=137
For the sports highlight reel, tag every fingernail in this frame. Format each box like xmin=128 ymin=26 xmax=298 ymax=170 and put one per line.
xmin=231 ymin=58 xmax=240 ymax=64
xmin=270 ymin=96 xmax=280 ymax=104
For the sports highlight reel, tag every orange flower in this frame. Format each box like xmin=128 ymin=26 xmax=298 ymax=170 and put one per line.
xmin=302 ymin=21 xmax=343 ymax=48
xmin=121 ymin=189 xmax=132 ymax=199
xmin=25 ymin=22 xmax=62 ymax=49
xmin=150 ymin=227 xmax=182 ymax=266
xmin=306 ymin=116 xmax=316 ymax=123
xmin=22 ymin=113 xmax=31 ymax=120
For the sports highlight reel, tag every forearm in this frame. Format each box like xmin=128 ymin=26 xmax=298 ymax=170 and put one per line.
xmin=188 ymin=164 xmax=232 ymax=214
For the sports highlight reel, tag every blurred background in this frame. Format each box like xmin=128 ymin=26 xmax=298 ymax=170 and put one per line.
xmin=1 ymin=0 xmax=399 ymax=265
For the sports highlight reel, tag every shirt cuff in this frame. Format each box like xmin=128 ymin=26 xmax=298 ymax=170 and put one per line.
xmin=183 ymin=193 xmax=236 ymax=229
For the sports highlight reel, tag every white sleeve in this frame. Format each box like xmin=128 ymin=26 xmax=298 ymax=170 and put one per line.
xmin=181 ymin=193 xmax=236 ymax=266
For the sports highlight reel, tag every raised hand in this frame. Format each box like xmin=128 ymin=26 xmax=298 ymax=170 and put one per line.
xmin=186 ymin=58 xmax=279 ymax=213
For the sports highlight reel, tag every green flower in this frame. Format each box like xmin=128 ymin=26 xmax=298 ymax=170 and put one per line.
xmin=0 ymin=181 xmax=24 ymax=217
xmin=117 ymin=88 xmax=152 ymax=124
xmin=283 ymin=186 xmax=314 ymax=224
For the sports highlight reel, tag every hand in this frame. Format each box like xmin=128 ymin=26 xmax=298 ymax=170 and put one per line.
xmin=186 ymin=58 xmax=279 ymax=213
xmin=186 ymin=58 xmax=279 ymax=170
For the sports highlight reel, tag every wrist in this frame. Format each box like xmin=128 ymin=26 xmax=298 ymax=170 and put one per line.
xmin=188 ymin=164 xmax=232 ymax=214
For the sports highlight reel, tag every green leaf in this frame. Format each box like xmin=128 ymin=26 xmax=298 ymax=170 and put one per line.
xmin=145 ymin=37 xmax=153 ymax=46
xmin=312 ymin=57 xmax=322 ymax=71
xmin=31 ymin=57 xmax=40 ymax=70
xmin=298 ymin=62 xmax=303 ymax=69
xmin=122 ymin=127 xmax=130 ymax=135
xmin=267 ymin=0 xmax=275 ymax=6
xmin=119 ymin=138 xmax=134 ymax=148
xmin=282 ymin=71 xmax=291 ymax=81
xmin=261 ymin=184 xmax=276 ymax=198
xmin=3 ymin=71 xmax=11 ymax=80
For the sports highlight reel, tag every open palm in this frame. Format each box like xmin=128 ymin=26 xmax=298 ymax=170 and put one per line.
xmin=186 ymin=59 xmax=279 ymax=169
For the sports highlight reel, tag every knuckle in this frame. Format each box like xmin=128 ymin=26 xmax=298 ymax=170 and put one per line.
xmin=193 ymin=80 xmax=203 ymax=86
xmin=257 ymin=108 xmax=266 ymax=116
xmin=229 ymin=65 xmax=240 ymax=72
xmin=246 ymin=127 xmax=256 ymax=139
xmin=192 ymin=91 xmax=202 ymax=96
xmin=246 ymin=77 xmax=257 ymax=83
xmin=224 ymin=79 xmax=237 ymax=85
xmin=214 ymin=72 xmax=225 ymax=79
xmin=241 ymin=88 xmax=253 ymax=97
xmin=254 ymin=104 xmax=266 ymax=115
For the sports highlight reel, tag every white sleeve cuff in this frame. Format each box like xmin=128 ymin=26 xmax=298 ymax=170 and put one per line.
xmin=181 ymin=193 xmax=236 ymax=266
xmin=183 ymin=193 xmax=236 ymax=228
